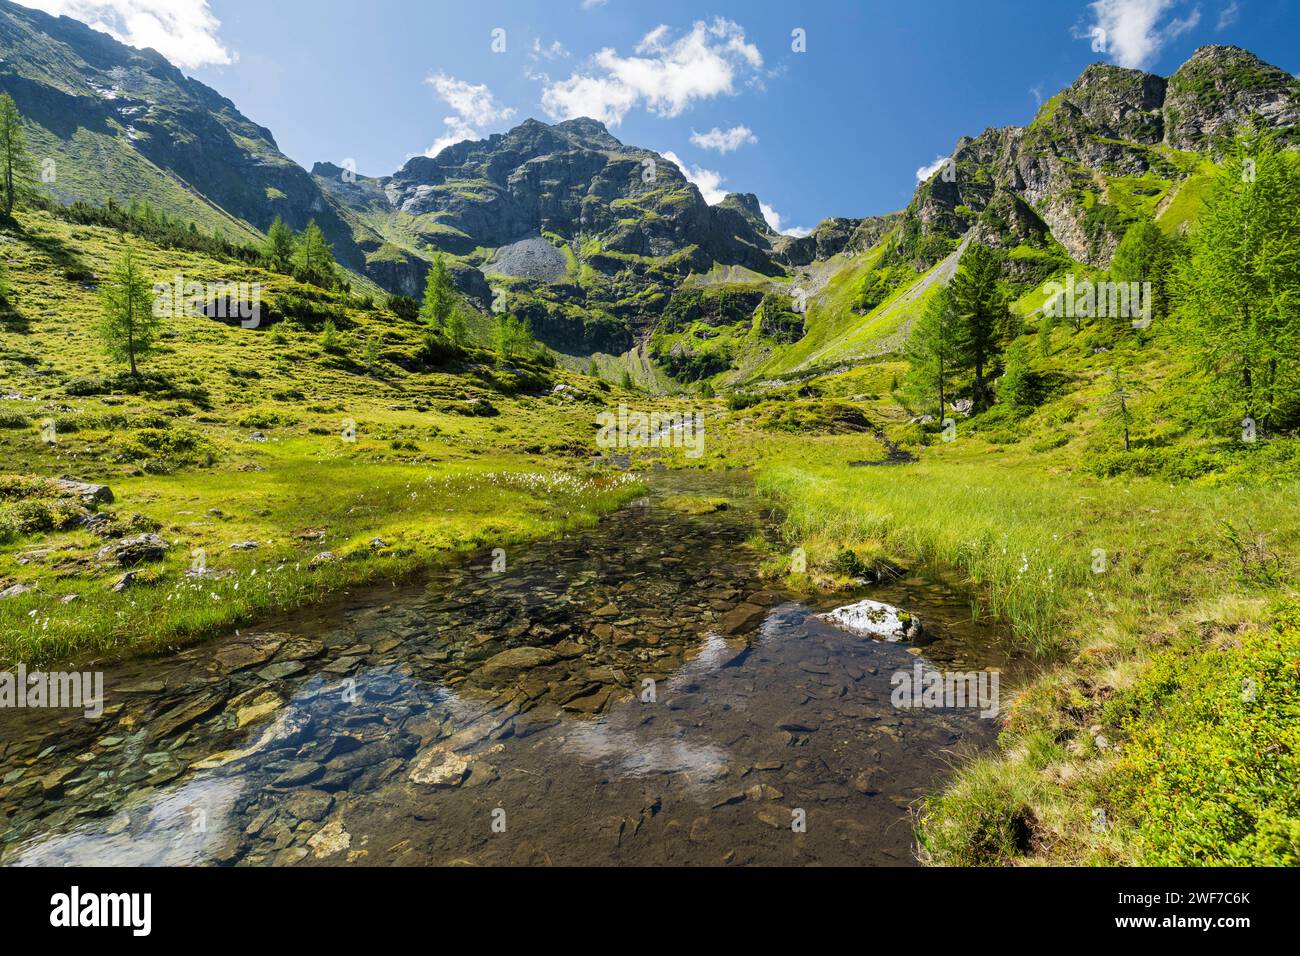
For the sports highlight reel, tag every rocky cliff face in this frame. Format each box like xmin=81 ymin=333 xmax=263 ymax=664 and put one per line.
xmin=1165 ymin=45 xmax=1300 ymax=149
xmin=3 ymin=0 xmax=1294 ymax=356
xmin=313 ymin=116 xmax=806 ymax=349
xmin=0 ymin=0 xmax=371 ymax=272
xmin=899 ymin=46 xmax=1299 ymax=267
xmin=777 ymin=214 xmax=904 ymax=266
xmin=328 ymin=118 xmax=783 ymax=274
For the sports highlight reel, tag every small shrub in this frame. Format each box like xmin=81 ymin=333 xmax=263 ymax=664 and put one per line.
xmin=237 ymin=410 xmax=298 ymax=429
xmin=0 ymin=499 xmax=86 ymax=535
xmin=726 ymin=391 xmax=761 ymax=411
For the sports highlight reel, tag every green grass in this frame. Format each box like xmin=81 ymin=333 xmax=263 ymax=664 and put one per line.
xmin=737 ymin=300 xmax=1300 ymax=864
xmin=1156 ymin=159 xmax=1218 ymax=234
xmin=1106 ymin=603 xmax=1300 ymax=864
xmin=0 ymin=459 xmax=640 ymax=667
xmin=758 ymin=456 xmax=1297 ymax=657
xmin=27 ymin=124 xmax=262 ymax=244
xmin=1103 ymin=172 xmax=1173 ymax=221
xmin=740 ymin=232 xmax=945 ymax=380
xmin=0 ymin=209 xmax=651 ymax=666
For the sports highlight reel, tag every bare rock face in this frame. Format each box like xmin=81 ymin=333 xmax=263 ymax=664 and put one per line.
xmin=1164 ymin=46 xmax=1300 ymax=151
xmin=716 ymin=192 xmax=774 ymax=237
xmin=1060 ymin=63 xmax=1168 ymax=144
xmin=360 ymin=118 xmax=779 ymax=274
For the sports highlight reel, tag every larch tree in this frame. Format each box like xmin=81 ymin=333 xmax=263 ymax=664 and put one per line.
xmin=1176 ymin=129 xmax=1300 ymax=434
xmin=420 ymin=254 xmax=456 ymax=334
xmin=263 ymin=216 xmax=297 ymax=272
xmin=1110 ymin=219 xmax=1173 ymax=324
xmin=0 ymin=93 xmax=37 ymax=220
xmin=291 ymin=221 xmax=338 ymax=288
xmin=906 ymin=284 xmax=959 ymax=419
xmin=950 ymin=242 xmax=1011 ymax=412
xmin=98 ymin=246 xmax=160 ymax=378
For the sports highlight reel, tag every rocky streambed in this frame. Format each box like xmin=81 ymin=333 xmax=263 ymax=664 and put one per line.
xmin=0 ymin=472 xmax=1019 ymax=866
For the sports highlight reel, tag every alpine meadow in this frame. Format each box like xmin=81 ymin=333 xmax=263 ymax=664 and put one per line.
xmin=0 ymin=0 xmax=1297 ymax=907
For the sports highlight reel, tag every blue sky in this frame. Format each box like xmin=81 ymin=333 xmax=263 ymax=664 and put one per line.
xmin=20 ymin=0 xmax=1300 ymax=234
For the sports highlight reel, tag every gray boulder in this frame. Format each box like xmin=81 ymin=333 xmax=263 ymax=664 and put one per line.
xmin=97 ymin=534 xmax=168 ymax=567
xmin=54 ymin=478 xmax=114 ymax=506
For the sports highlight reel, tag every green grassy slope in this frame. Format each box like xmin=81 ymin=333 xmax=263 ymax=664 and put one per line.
xmin=0 ymin=209 xmax=669 ymax=666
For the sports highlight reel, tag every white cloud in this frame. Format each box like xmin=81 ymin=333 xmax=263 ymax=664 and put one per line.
xmin=15 ymin=0 xmax=233 ymax=69
xmin=581 ymin=0 xmax=607 ymax=9
xmin=530 ymin=38 xmax=570 ymax=61
xmin=1079 ymin=0 xmax=1203 ymax=70
xmin=540 ymin=73 xmax=639 ymax=127
xmin=424 ymin=73 xmax=516 ymax=157
xmin=690 ymin=125 xmax=757 ymax=153
xmin=1217 ymin=1 xmax=1240 ymax=30
xmin=541 ymin=18 xmax=763 ymax=126
xmin=760 ymin=202 xmax=810 ymax=237
xmin=1165 ymin=6 xmax=1204 ymax=39
xmin=916 ymin=155 xmax=949 ymax=183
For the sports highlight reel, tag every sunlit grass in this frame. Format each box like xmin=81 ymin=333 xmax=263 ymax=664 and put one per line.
xmin=758 ymin=454 xmax=1298 ymax=658
xmin=0 ymin=209 xmax=648 ymax=666
xmin=0 ymin=461 xmax=641 ymax=667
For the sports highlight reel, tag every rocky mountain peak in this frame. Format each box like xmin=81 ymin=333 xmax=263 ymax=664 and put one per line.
xmin=1063 ymin=62 xmax=1167 ymax=143
xmin=1182 ymin=44 xmax=1271 ymax=68
xmin=897 ymin=44 xmax=1298 ymax=271
xmin=718 ymin=193 xmax=772 ymax=233
xmin=551 ymin=116 xmax=624 ymax=150
xmin=1165 ymin=43 xmax=1300 ymax=149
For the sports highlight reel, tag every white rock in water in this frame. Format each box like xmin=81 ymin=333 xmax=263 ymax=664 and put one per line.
xmin=307 ymin=819 xmax=352 ymax=859
xmin=408 ymin=746 xmax=472 ymax=787
xmin=820 ymin=599 xmax=923 ymax=643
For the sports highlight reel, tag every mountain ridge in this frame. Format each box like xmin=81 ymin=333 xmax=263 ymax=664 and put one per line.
xmin=0 ymin=0 xmax=1295 ymax=368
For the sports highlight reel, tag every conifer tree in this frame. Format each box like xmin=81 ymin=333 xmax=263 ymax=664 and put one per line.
xmin=906 ymin=285 xmax=960 ymax=419
xmin=1176 ymin=129 xmax=1300 ymax=432
xmin=950 ymin=242 xmax=1011 ymax=412
xmin=0 ymin=94 xmax=37 ymax=219
xmin=421 ymin=254 xmax=456 ymax=333
xmin=97 ymin=246 xmax=159 ymax=378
